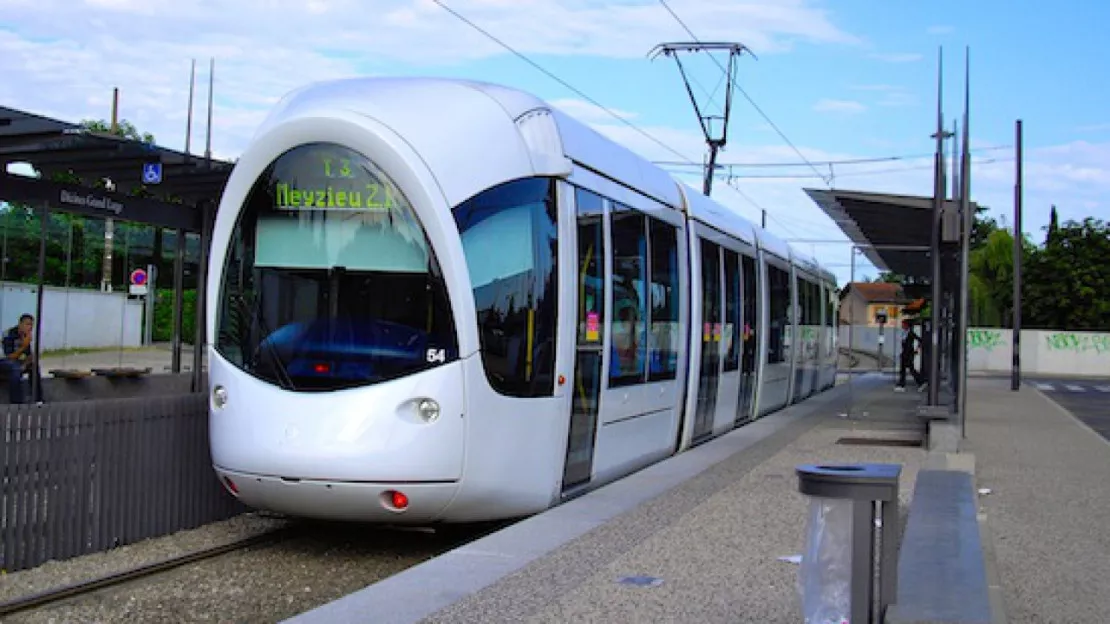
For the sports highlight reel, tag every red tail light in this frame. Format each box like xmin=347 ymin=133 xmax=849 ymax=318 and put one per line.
xmin=383 ymin=489 xmax=409 ymax=511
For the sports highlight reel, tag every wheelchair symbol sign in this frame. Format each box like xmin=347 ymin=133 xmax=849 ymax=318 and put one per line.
xmin=142 ymin=162 xmax=163 ymax=185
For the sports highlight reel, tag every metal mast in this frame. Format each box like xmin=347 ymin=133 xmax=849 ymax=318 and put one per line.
xmin=649 ymin=42 xmax=754 ymax=196
xmin=958 ymin=46 xmax=972 ymax=434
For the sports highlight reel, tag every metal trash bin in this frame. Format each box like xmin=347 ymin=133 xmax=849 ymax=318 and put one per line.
xmin=795 ymin=463 xmax=902 ymax=624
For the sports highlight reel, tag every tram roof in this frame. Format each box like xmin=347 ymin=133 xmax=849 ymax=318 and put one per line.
xmin=679 ymin=182 xmax=757 ymax=246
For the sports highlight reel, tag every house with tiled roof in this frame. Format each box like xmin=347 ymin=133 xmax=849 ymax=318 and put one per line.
xmin=838 ymin=281 xmax=913 ymax=327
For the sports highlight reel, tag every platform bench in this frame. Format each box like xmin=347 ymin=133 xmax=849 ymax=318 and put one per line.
xmin=884 ymin=470 xmax=995 ymax=624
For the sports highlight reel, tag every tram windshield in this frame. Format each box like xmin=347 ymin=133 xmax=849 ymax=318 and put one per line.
xmin=214 ymin=142 xmax=458 ymax=391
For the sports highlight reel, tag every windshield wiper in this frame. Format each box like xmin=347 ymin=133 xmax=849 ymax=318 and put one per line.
xmin=235 ymin=294 xmax=297 ymax=391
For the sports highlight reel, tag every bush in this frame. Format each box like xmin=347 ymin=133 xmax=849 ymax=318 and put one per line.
xmin=152 ymin=288 xmax=197 ymax=343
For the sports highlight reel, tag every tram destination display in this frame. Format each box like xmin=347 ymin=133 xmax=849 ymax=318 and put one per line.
xmin=271 ymin=144 xmax=399 ymax=212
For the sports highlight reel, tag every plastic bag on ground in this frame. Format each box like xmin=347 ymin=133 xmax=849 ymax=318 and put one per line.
xmin=798 ymin=496 xmax=853 ymax=624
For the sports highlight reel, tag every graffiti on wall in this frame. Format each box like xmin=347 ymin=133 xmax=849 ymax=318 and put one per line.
xmin=967 ymin=329 xmax=1004 ymax=351
xmin=1044 ymin=332 xmax=1110 ymax=355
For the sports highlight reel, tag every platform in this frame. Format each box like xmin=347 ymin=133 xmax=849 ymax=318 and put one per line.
xmin=286 ymin=374 xmax=1110 ymax=624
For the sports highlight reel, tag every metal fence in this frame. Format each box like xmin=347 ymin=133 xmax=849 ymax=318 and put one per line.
xmin=1 ymin=393 xmax=246 ymax=573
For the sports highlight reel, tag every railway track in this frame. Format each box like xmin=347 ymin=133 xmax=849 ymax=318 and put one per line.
xmin=839 ymin=347 xmax=894 ymax=370
xmin=0 ymin=525 xmax=303 ymax=618
xmin=0 ymin=519 xmax=502 ymax=623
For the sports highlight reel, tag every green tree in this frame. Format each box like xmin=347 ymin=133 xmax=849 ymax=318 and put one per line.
xmin=967 ymin=225 xmax=1041 ymax=328
xmin=871 ymin=272 xmax=903 ymax=284
xmin=48 ymin=119 xmax=162 ymax=197
xmin=1047 ymin=204 xmax=1059 ymax=245
xmin=1024 ymin=217 xmax=1110 ymax=331
xmin=80 ymin=118 xmax=155 ymax=144
xmin=971 ymin=203 xmax=999 ymax=251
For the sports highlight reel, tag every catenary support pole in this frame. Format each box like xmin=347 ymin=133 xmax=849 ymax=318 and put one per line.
xmin=958 ymin=47 xmax=972 ymax=435
xmin=846 ymin=246 xmax=856 ymax=417
xmin=1011 ymin=119 xmax=1023 ymax=391
xmin=928 ymin=47 xmax=945 ymax=406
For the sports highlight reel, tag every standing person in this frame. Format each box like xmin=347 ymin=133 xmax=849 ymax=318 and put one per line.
xmin=895 ymin=318 xmax=926 ymax=392
xmin=2 ymin=313 xmax=44 ymax=404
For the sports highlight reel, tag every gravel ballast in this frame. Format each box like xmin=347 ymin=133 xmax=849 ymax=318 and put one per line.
xmin=1 ymin=512 xmax=471 ymax=623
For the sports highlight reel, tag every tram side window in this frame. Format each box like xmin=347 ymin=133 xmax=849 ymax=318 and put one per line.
xmin=723 ymin=249 xmax=741 ymax=372
xmin=700 ymin=238 xmax=721 ymax=359
xmin=610 ymin=205 xmax=648 ymax=387
xmin=767 ymin=265 xmax=790 ymax=364
xmin=826 ymin=284 xmax=836 ymax=326
xmin=805 ymin=279 xmax=818 ymax=357
xmin=797 ymin=277 xmax=810 ymax=326
xmin=794 ymin=277 xmax=802 ymax=326
xmin=576 ymin=188 xmax=605 ymax=345
xmin=816 ymin=279 xmax=825 ymax=321
xmin=802 ymin=280 xmax=811 ymax=325
xmin=741 ymin=254 xmax=758 ymax=369
xmin=648 ymin=218 xmax=680 ymax=381
xmin=453 ymin=177 xmax=559 ymax=398
xmin=795 ymin=277 xmax=808 ymax=358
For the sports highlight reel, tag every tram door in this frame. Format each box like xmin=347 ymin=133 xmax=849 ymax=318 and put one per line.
xmin=561 ymin=190 xmax=606 ymax=492
xmin=692 ymin=238 xmax=721 ymax=442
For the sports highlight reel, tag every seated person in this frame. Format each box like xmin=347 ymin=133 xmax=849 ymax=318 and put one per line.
xmin=2 ymin=313 xmax=44 ymax=404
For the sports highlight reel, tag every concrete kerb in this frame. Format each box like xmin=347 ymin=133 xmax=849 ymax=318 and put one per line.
xmin=961 ymin=445 xmax=1009 ymax=624
xmin=927 ymin=421 xmax=962 ymax=453
xmin=283 ymin=375 xmax=890 ymax=624
xmin=977 ymin=510 xmax=1010 ymax=624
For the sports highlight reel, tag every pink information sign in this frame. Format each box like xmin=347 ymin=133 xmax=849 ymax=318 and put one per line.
xmin=586 ymin=311 xmax=600 ymax=341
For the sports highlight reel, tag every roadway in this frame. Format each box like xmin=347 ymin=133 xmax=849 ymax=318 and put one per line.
xmin=1027 ymin=377 xmax=1110 ymax=441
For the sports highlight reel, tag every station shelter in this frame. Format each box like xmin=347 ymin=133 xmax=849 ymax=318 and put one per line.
xmin=0 ymin=104 xmax=233 ymax=398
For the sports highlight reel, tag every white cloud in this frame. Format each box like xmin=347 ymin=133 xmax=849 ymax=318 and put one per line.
xmin=2 ymin=1 xmax=1105 ymax=285
xmin=0 ymin=0 xmax=860 ymax=159
xmin=813 ymin=99 xmax=867 ymax=114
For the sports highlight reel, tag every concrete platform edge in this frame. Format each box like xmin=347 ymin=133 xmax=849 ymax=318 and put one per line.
xmin=977 ymin=510 xmax=1009 ymax=624
xmin=283 ymin=376 xmax=884 ymax=624
xmin=962 ymin=442 xmax=1009 ymax=624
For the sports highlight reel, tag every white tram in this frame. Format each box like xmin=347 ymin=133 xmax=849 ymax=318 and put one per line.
xmin=206 ymin=77 xmax=840 ymax=524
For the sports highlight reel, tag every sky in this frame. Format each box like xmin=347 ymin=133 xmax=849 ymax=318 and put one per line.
xmin=2 ymin=0 xmax=1109 ymax=285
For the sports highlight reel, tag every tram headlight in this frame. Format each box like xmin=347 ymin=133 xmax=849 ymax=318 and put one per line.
xmin=212 ymin=385 xmax=229 ymax=409
xmin=417 ymin=398 xmax=440 ymax=423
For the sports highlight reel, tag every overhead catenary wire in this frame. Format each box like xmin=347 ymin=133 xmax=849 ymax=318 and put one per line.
xmin=652 ymin=144 xmax=1012 ymax=170
xmin=658 ymin=156 xmax=1012 ymax=180
xmin=429 ymin=0 xmax=799 ymax=238
xmin=429 ymin=0 xmax=697 ymax=167
xmin=657 ymin=0 xmax=834 ymax=187
xmin=651 ymin=0 xmax=824 ymax=240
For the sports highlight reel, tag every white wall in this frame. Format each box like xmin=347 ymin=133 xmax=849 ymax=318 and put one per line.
xmin=841 ymin=324 xmax=1110 ymax=377
xmin=839 ymin=324 xmax=903 ymax=361
xmin=0 ymin=281 xmax=143 ymax=350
